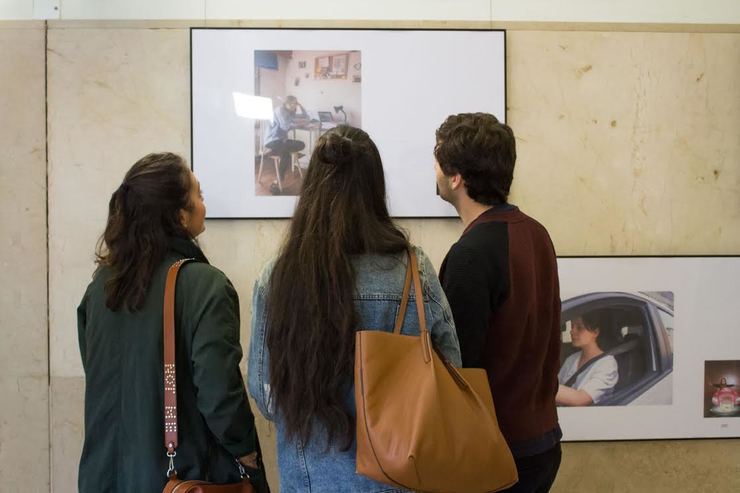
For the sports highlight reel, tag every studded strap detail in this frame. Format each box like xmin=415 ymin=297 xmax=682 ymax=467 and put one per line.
xmin=163 ymin=258 xmax=195 ymax=454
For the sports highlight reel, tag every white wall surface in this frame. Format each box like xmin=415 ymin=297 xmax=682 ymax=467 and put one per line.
xmin=490 ymin=0 xmax=740 ymax=24
xmin=0 ymin=0 xmax=31 ymax=19
xmin=12 ymin=0 xmax=740 ymax=23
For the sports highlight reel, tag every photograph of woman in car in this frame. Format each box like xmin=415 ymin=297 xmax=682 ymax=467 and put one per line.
xmin=556 ymin=312 xmax=619 ymax=406
xmin=557 ymin=291 xmax=674 ymax=407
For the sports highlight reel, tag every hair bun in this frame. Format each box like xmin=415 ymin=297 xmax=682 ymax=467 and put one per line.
xmin=317 ymin=132 xmax=354 ymax=167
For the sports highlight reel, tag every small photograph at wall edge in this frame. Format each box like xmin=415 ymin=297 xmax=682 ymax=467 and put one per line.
xmin=704 ymin=360 xmax=740 ymax=418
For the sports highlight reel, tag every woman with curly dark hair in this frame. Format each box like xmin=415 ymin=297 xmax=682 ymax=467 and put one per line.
xmin=77 ymin=152 xmax=268 ymax=492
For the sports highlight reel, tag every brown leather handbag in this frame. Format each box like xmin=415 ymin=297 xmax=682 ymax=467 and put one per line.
xmin=161 ymin=259 xmax=256 ymax=493
xmin=354 ymin=250 xmax=518 ymax=493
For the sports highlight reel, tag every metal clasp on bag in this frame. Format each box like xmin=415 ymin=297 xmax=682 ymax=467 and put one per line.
xmin=166 ymin=450 xmax=177 ymax=478
xmin=236 ymin=458 xmax=251 ymax=480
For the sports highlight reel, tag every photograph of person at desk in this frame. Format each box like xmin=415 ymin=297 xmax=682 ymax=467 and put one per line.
xmin=254 ymin=49 xmax=362 ymax=196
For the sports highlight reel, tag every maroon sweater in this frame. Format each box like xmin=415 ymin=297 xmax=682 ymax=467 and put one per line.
xmin=440 ymin=205 xmax=561 ymax=456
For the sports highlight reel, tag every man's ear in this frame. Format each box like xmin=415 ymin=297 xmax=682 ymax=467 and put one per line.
xmin=449 ymin=173 xmax=464 ymax=191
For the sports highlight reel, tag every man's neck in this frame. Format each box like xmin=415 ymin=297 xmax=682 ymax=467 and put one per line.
xmin=454 ymin=195 xmax=493 ymax=229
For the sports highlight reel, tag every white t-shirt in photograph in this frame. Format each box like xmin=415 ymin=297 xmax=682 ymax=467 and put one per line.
xmin=558 ymin=351 xmax=619 ymax=404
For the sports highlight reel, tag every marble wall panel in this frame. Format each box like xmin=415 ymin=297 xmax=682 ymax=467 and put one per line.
xmin=0 ymin=375 xmax=50 ymax=493
xmin=554 ymin=439 xmax=740 ymax=492
xmin=507 ymin=31 xmax=740 ymax=255
xmin=47 ymin=26 xmax=193 ymax=378
xmin=50 ymin=377 xmax=85 ymax=493
xmin=0 ymin=23 xmax=49 ymax=493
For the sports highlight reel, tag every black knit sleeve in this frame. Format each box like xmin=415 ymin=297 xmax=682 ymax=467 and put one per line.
xmin=440 ymin=243 xmax=492 ymax=368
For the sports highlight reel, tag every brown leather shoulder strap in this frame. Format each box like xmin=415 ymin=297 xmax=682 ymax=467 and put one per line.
xmin=391 ymin=249 xmax=432 ymax=363
xmin=408 ymin=250 xmax=432 ymax=363
xmin=408 ymin=251 xmax=427 ymax=333
xmin=392 ymin=253 xmax=413 ymax=335
xmin=163 ymin=258 xmax=195 ymax=454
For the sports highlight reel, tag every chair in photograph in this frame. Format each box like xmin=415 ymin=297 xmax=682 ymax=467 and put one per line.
xmin=291 ymin=152 xmax=305 ymax=178
xmin=257 ymin=120 xmax=283 ymax=192
xmin=257 ymin=145 xmax=305 ymax=192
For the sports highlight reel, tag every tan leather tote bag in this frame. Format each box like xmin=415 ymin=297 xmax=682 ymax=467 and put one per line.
xmin=354 ymin=250 xmax=518 ymax=493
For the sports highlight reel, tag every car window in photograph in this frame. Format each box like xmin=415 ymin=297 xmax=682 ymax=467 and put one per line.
xmin=657 ymin=308 xmax=674 ymax=352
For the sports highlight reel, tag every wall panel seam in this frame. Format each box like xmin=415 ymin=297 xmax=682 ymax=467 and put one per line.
xmin=44 ymin=19 xmax=53 ymax=493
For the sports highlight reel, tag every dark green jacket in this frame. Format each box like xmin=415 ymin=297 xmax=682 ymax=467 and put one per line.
xmin=77 ymin=238 xmax=267 ymax=492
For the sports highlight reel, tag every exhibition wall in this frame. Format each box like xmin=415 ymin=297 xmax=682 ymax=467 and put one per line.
xmin=1 ymin=9 xmax=739 ymax=493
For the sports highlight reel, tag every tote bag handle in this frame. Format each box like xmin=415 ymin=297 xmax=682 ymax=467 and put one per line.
xmin=391 ymin=250 xmax=472 ymax=389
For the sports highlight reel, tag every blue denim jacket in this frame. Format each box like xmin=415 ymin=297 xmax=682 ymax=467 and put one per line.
xmin=248 ymin=246 xmax=461 ymax=493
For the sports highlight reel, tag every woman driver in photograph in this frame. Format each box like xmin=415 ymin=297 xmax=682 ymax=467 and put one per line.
xmin=556 ymin=312 xmax=619 ymax=406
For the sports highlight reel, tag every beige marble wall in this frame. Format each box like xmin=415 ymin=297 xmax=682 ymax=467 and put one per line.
xmin=555 ymin=439 xmax=740 ymax=492
xmin=47 ymin=26 xmax=193 ymax=378
xmin=507 ymin=30 xmax=740 ymax=255
xmin=0 ymin=22 xmax=50 ymax=493
xmin=6 ymin=19 xmax=735 ymax=492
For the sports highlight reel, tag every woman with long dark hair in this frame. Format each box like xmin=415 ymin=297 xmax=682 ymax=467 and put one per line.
xmin=248 ymin=126 xmax=462 ymax=491
xmin=77 ymin=152 xmax=268 ymax=492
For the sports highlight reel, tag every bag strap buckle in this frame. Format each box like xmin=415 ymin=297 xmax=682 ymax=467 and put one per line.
xmin=166 ymin=450 xmax=177 ymax=478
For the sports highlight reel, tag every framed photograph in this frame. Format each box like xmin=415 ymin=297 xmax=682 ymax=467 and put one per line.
xmin=331 ymin=54 xmax=348 ymax=78
xmin=556 ymin=256 xmax=740 ymax=441
xmin=253 ymin=49 xmax=360 ymax=196
xmin=314 ymin=55 xmax=331 ymax=78
xmin=558 ymin=290 xmax=674 ymax=408
xmin=191 ymin=28 xmax=506 ymax=218
xmin=704 ymin=360 xmax=740 ymax=418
